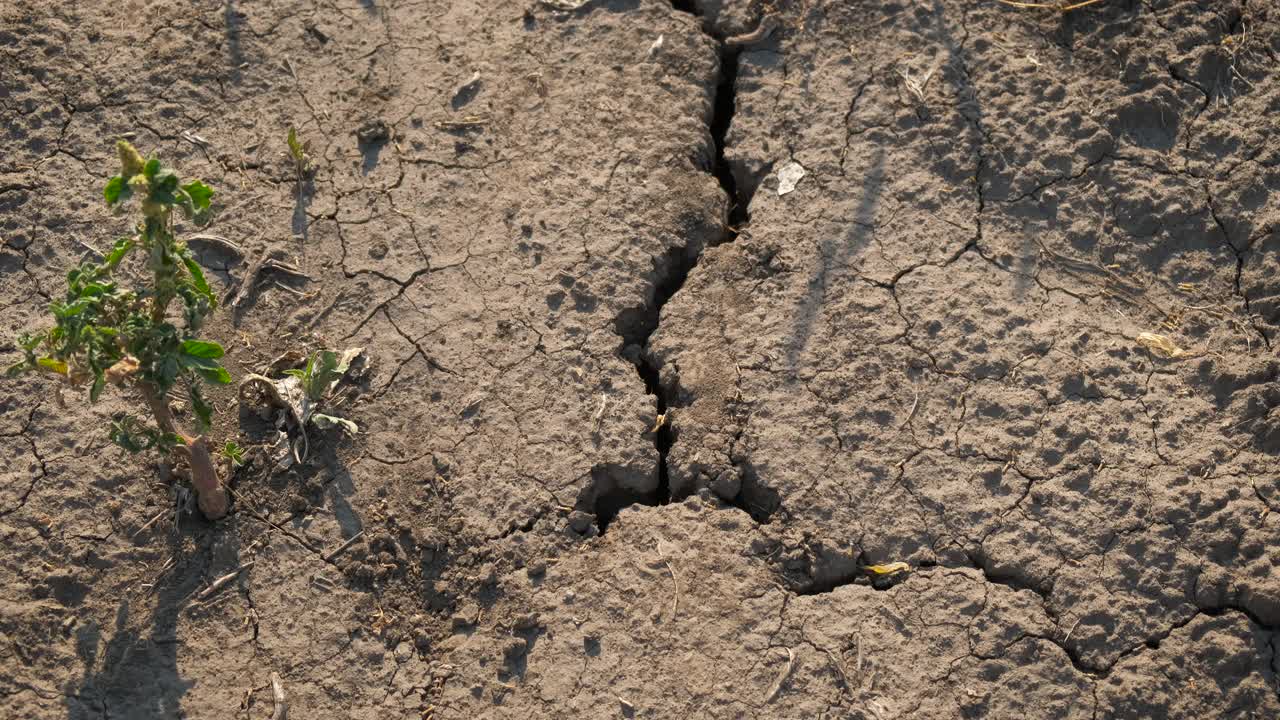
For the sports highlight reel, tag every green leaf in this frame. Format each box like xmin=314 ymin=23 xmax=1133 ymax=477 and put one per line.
xmin=189 ymin=384 xmax=214 ymax=433
xmin=151 ymin=167 xmax=178 ymax=192
xmin=193 ymin=365 xmax=232 ymax=385
xmin=180 ymin=339 xmax=224 ymax=359
xmin=36 ymin=357 xmax=68 ymax=375
xmin=104 ymin=175 xmax=130 ymax=205
xmin=220 ymin=440 xmax=246 ymax=467
xmin=104 ymin=238 xmax=135 ymax=269
xmin=52 ymin=298 xmax=91 ymax=320
xmin=181 ymin=180 xmax=213 ymax=211
xmin=90 ymin=373 xmax=105 ymax=402
xmin=294 ymin=350 xmax=343 ymax=401
xmin=179 ymin=253 xmax=214 ymax=306
xmin=287 ymin=352 xmax=319 ymax=396
xmin=154 ymin=355 xmax=180 ymax=391
xmin=142 ymin=158 xmax=162 ymax=179
xmin=149 ymin=167 xmax=180 ymax=206
xmin=109 ymin=416 xmax=151 ymax=453
xmin=5 ymin=361 xmax=30 ymax=377
xmin=177 ymin=343 xmax=231 ymax=384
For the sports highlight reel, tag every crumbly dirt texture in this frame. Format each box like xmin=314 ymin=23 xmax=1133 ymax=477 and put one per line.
xmin=2 ymin=1 xmax=1279 ymax=718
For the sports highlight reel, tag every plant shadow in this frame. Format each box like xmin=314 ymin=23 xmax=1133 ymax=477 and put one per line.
xmin=63 ymin=516 xmax=248 ymax=719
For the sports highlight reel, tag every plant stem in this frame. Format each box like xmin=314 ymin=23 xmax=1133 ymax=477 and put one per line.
xmin=142 ymin=217 xmax=176 ymax=325
xmin=140 ymin=381 xmax=228 ymax=520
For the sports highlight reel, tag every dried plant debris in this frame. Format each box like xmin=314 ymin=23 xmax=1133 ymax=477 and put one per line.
xmin=1135 ymin=332 xmax=1189 ymax=359
xmin=777 ymin=161 xmax=806 ymax=196
xmin=240 ymin=347 xmax=366 ymax=466
xmin=860 ymin=562 xmax=910 ymax=576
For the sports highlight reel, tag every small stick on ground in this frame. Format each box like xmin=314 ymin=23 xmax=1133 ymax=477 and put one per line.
xmin=764 ymin=647 xmax=796 ymax=703
xmin=73 ymin=236 xmax=103 ymax=257
xmin=323 ymin=531 xmax=366 ymax=563
xmin=655 ymin=541 xmax=681 ymax=620
xmin=272 ymin=280 xmax=313 ymax=298
xmin=821 ymin=644 xmax=852 ymax=695
xmin=898 ymin=387 xmax=920 ymax=430
xmin=132 ymin=509 xmax=168 ymax=538
xmin=263 ymin=258 xmax=310 ymax=281
xmin=226 ymin=251 xmax=273 ymax=310
xmin=196 ymin=561 xmax=255 ymax=602
xmin=1063 ymin=616 xmax=1083 ymax=643
xmin=187 ymin=233 xmax=244 ymax=257
xmin=854 ymin=632 xmax=864 ymax=686
xmin=896 ymin=65 xmax=937 ymax=105
xmin=725 ymin=14 xmax=778 ymax=48
xmin=270 ymin=672 xmax=288 ymax=720
xmin=995 ymin=0 xmax=1104 ymax=9
xmin=144 ymin=554 xmax=176 ymax=593
xmin=227 ymin=250 xmax=310 ymax=315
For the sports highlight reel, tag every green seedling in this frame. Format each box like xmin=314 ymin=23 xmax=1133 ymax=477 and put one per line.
xmin=241 ymin=347 xmax=361 ymax=466
xmin=285 ymin=348 xmax=346 ymax=401
xmin=283 ymin=348 xmax=359 ymax=434
xmin=7 ymin=141 xmax=232 ymax=519
xmin=287 ymin=127 xmax=314 ymax=177
xmin=219 ymin=440 xmax=246 ymax=468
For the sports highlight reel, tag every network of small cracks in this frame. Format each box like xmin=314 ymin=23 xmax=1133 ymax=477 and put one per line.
xmin=2 ymin=0 xmax=506 ymax=330
xmin=0 ymin=403 xmax=49 ymax=519
xmin=634 ymin=3 xmax=1280 ymax=704
xmin=790 ymin=552 xmax=1280 ymax=694
xmin=5 ymin=1 xmax=1278 ymax=711
xmin=794 ymin=352 xmax=1280 ymax=674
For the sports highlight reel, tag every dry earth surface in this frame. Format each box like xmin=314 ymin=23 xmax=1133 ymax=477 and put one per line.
xmin=2 ymin=0 xmax=1280 ymax=718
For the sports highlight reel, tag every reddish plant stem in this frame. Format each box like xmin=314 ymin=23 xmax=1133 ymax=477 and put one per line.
xmin=141 ymin=381 xmax=228 ymax=519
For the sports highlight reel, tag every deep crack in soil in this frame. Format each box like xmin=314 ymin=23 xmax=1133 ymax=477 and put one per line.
xmin=600 ymin=0 xmax=748 ymax=533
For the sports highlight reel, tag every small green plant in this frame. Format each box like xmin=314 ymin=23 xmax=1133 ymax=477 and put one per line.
xmin=285 ymin=349 xmax=346 ymax=402
xmin=284 ymin=348 xmax=358 ymax=434
xmin=287 ymin=127 xmax=314 ymax=177
xmin=242 ymin=347 xmax=360 ymax=466
xmin=219 ymin=440 xmax=246 ymax=468
xmin=7 ymin=141 xmax=232 ymax=519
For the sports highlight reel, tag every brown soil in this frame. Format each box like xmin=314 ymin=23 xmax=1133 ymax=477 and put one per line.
xmin=2 ymin=1 xmax=1279 ymax=718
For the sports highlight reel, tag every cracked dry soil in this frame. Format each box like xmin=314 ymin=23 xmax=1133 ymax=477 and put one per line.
xmin=2 ymin=0 xmax=1280 ymax=718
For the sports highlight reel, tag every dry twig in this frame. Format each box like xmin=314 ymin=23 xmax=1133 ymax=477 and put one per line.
xmin=270 ymin=672 xmax=288 ymax=720
xmin=995 ymin=0 xmax=1106 ymax=10
xmin=227 ymin=249 xmax=310 ymax=315
xmin=323 ymin=531 xmax=366 ymax=563
xmin=187 ymin=233 xmax=244 ymax=256
xmin=725 ymin=15 xmax=778 ymax=48
xmin=655 ymin=540 xmax=681 ymax=620
xmin=196 ymin=561 xmax=255 ymax=602
xmin=898 ymin=387 xmax=920 ymax=430
xmin=764 ymin=647 xmax=796 ymax=702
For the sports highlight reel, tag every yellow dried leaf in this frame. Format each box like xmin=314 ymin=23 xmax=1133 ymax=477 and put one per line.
xmin=861 ymin=562 xmax=910 ymax=576
xmin=1135 ymin=332 xmax=1186 ymax=359
xmin=105 ymin=356 xmax=140 ymax=385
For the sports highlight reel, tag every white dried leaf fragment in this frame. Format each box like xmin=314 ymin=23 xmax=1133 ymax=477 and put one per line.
xmin=647 ymin=34 xmax=664 ymax=60
xmin=777 ymin=161 xmax=806 ymax=196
